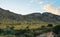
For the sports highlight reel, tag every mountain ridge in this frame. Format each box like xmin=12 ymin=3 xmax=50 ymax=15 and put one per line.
xmin=0 ymin=8 xmax=60 ymax=24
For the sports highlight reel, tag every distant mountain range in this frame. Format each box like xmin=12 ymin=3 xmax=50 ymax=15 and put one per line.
xmin=0 ymin=8 xmax=60 ymax=24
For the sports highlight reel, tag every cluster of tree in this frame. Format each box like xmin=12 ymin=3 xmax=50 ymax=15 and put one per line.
xmin=0 ymin=24 xmax=60 ymax=37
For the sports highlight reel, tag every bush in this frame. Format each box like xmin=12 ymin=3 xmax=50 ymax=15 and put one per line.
xmin=53 ymin=25 xmax=60 ymax=34
xmin=0 ymin=29 xmax=4 ymax=34
xmin=47 ymin=24 xmax=53 ymax=27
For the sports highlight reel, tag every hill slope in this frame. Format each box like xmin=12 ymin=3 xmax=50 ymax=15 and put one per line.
xmin=0 ymin=8 xmax=60 ymax=21
xmin=0 ymin=8 xmax=60 ymax=29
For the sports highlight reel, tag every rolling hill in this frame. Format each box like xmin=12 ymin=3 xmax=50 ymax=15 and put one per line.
xmin=0 ymin=8 xmax=60 ymax=37
xmin=0 ymin=8 xmax=60 ymax=30
xmin=0 ymin=8 xmax=60 ymax=24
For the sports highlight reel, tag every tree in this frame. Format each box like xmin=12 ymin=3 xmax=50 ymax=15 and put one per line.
xmin=4 ymin=26 xmax=14 ymax=35
xmin=0 ymin=29 xmax=4 ymax=34
xmin=47 ymin=24 xmax=53 ymax=27
xmin=53 ymin=25 xmax=60 ymax=34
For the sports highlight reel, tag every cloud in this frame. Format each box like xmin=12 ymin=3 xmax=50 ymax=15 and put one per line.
xmin=44 ymin=4 xmax=60 ymax=15
xmin=30 ymin=0 xmax=44 ymax=5
xmin=30 ymin=0 xmax=37 ymax=3
xmin=38 ymin=1 xmax=43 ymax=5
xmin=30 ymin=0 xmax=34 ymax=3
xmin=30 ymin=0 xmax=40 ymax=3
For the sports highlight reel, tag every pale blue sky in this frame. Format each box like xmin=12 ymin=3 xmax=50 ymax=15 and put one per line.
xmin=0 ymin=0 xmax=60 ymax=15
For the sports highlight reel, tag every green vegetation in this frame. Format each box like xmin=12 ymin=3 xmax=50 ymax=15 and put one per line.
xmin=0 ymin=8 xmax=60 ymax=37
xmin=0 ymin=21 xmax=59 ymax=37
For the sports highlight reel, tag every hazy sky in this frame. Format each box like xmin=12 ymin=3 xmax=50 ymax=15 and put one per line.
xmin=0 ymin=0 xmax=60 ymax=15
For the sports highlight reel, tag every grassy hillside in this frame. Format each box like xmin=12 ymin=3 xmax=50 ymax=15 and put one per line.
xmin=0 ymin=8 xmax=60 ymax=37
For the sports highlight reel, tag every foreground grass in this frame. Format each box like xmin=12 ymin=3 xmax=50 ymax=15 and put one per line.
xmin=0 ymin=35 xmax=15 ymax=37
